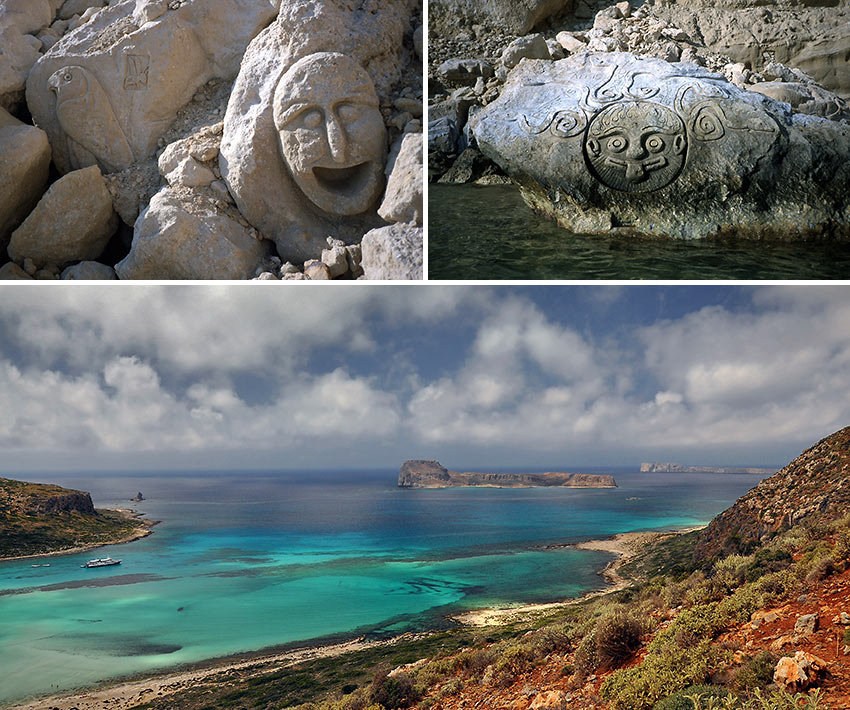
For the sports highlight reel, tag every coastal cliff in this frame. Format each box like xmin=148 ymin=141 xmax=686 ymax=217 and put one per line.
xmin=640 ymin=462 xmax=777 ymax=475
xmin=398 ymin=460 xmax=617 ymax=488
xmin=0 ymin=477 xmax=155 ymax=559
xmin=694 ymin=426 xmax=850 ymax=561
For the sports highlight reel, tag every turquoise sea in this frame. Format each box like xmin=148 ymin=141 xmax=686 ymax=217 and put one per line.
xmin=0 ymin=468 xmax=768 ymax=704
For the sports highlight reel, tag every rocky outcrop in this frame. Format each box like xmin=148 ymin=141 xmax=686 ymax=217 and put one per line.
xmin=640 ymin=462 xmax=777 ymax=475
xmin=398 ymin=459 xmax=617 ymax=488
xmin=430 ymin=0 xmax=571 ymax=36
xmin=0 ymin=477 xmax=96 ymax=516
xmin=694 ymin=426 xmax=850 ymax=561
xmin=0 ymin=107 xmax=51 ymax=251
xmin=773 ymin=651 xmax=829 ymax=692
xmin=29 ymin=491 xmax=95 ymax=515
xmin=7 ymin=164 xmax=117 ymax=269
xmin=471 ymin=52 xmax=850 ymax=240
xmin=25 ymin=0 xmax=278 ymax=175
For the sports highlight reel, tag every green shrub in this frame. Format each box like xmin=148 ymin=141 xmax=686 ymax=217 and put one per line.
xmin=843 ymin=627 xmax=850 ymax=646
xmin=805 ymin=556 xmax=836 ymax=584
xmin=596 ymin=612 xmax=644 ymax=670
xmin=652 ymin=685 xmax=731 ymax=710
xmin=573 ymin=631 xmax=598 ymax=678
xmin=368 ymin=670 xmax=420 ymax=709
xmin=600 ymin=638 xmax=720 ymax=710
xmin=744 ymin=549 xmax=792 ymax=583
xmin=732 ymin=651 xmax=777 ymax=692
xmin=489 ymin=642 xmax=541 ymax=687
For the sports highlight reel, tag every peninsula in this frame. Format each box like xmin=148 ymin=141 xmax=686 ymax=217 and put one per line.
xmin=640 ymin=462 xmax=777 ymax=475
xmin=0 ymin=477 xmax=156 ymax=560
xmin=398 ymin=460 xmax=617 ymax=488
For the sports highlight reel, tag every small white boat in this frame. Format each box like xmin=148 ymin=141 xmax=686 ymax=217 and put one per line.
xmin=81 ymin=557 xmax=121 ymax=568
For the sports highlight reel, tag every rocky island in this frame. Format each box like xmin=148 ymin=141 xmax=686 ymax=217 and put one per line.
xmin=398 ymin=459 xmax=617 ymax=488
xmin=640 ymin=462 xmax=777 ymax=475
xmin=0 ymin=476 xmax=155 ymax=559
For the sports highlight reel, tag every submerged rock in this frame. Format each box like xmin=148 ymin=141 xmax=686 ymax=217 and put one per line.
xmin=471 ymin=52 xmax=850 ymax=239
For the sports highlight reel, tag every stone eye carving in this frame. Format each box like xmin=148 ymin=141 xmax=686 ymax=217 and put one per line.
xmin=584 ymin=101 xmax=687 ymax=193
xmin=273 ymin=52 xmax=387 ymax=217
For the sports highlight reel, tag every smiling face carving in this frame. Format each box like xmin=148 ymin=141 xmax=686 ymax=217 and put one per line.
xmin=584 ymin=101 xmax=687 ymax=193
xmin=273 ymin=52 xmax=387 ymax=216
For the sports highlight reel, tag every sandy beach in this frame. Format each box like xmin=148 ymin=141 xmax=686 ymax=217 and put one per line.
xmin=449 ymin=526 xmax=705 ymax=626
xmin=5 ymin=635 xmax=408 ymax=710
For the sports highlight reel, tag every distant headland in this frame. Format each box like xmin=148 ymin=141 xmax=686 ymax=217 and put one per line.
xmin=0 ymin=477 xmax=156 ymax=561
xmin=640 ymin=462 xmax=777 ymax=475
xmin=398 ymin=460 xmax=617 ymax=489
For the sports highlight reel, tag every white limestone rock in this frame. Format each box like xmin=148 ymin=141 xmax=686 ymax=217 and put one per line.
xmin=7 ymin=165 xmax=117 ymax=268
xmin=379 ymin=131 xmax=423 ymax=226
xmin=26 ymin=0 xmax=278 ymax=175
xmin=60 ymin=260 xmax=118 ymax=279
xmin=360 ymin=222 xmax=422 ymax=280
xmin=219 ymin=0 xmax=416 ymax=263
xmin=115 ymin=186 xmax=270 ymax=279
xmin=0 ymin=107 xmax=52 ymax=251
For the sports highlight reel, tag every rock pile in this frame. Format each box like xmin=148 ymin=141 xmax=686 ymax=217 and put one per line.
xmin=1 ymin=0 xmax=422 ymax=279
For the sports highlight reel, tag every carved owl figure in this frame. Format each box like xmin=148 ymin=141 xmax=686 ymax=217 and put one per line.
xmin=48 ymin=65 xmax=134 ymax=174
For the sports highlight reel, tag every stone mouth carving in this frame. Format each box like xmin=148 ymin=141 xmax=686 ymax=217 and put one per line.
xmin=273 ymin=52 xmax=387 ymax=217
xmin=313 ymin=162 xmax=372 ymax=192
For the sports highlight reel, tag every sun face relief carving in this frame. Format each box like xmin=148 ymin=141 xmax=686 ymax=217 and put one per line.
xmin=584 ymin=101 xmax=687 ymax=193
xmin=273 ymin=52 xmax=387 ymax=216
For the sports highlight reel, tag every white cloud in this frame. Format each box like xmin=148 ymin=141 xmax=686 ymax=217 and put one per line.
xmin=1 ymin=285 xmax=849 ymax=468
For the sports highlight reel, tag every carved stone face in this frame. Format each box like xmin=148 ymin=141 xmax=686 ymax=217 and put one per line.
xmin=273 ymin=52 xmax=387 ymax=216
xmin=584 ymin=101 xmax=687 ymax=193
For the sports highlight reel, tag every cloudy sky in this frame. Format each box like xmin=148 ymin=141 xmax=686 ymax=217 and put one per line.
xmin=0 ymin=284 xmax=848 ymax=473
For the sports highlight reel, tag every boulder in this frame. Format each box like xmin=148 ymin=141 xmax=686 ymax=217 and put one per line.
xmin=429 ymin=0 xmax=571 ymax=36
xmin=25 ymin=0 xmax=278 ymax=175
xmin=0 ymin=26 xmax=43 ymax=103
xmin=360 ymin=222 xmax=422 ymax=280
xmin=57 ymin=0 xmax=106 ymax=21
xmin=115 ymin=187 xmax=269 ymax=279
xmin=219 ymin=0 xmax=415 ymax=263
xmin=8 ymin=165 xmax=117 ymax=268
xmin=471 ymin=52 xmax=850 ymax=240
xmin=60 ymin=261 xmax=117 ymax=279
xmin=379 ymin=132 xmax=423 ymax=226
xmin=774 ymin=651 xmax=828 ymax=692
xmin=436 ymin=59 xmax=494 ymax=88
xmin=794 ymin=613 xmax=819 ymax=635
xmin=530 ymin=690 xmax=568 ymax=710
xmin=0 ymin=262 xmax=32 ymax=279
xmin=0 ymin=108 xmax=52 ymax=251
xmin=502 ymin=34 xmax=551 ymax=70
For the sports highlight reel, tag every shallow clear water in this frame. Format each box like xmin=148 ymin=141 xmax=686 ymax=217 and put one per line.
xmin=428 ymin=183 xmax=850 ymax=280
xmin=0 ymin=469 xmax=763 ymax=703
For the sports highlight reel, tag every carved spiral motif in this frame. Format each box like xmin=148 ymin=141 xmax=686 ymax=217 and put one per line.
xmin=691 ymin=104 xmax=726 ymax=141
xmin=551 ymin=110 xmax=588 ymax=138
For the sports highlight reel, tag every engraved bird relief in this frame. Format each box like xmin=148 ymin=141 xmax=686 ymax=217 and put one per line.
xmin=48 ymin=65 xmax=135 ymax=174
